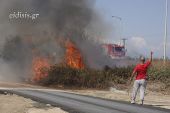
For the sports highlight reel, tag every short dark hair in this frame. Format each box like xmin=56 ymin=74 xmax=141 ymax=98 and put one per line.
xmin=139 ymin=56 xmax=145 ymax=62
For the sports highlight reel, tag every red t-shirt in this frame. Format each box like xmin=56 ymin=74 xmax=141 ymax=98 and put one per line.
xmin=133 ymin=61 xmax=151 ymax=80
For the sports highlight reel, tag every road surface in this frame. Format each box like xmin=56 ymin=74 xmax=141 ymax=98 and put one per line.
xmin=1 ymin=88 xmax=170 ymax=113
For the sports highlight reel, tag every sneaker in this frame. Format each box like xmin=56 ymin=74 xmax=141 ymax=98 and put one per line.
xmin=140 ymin=100 xmax=144 ymax=105
xmin=131 ymin=100 xmax=135 ymax=104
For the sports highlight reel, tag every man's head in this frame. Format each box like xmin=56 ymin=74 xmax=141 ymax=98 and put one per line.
xmin=140 ymin=56 xmax=145 ymax=63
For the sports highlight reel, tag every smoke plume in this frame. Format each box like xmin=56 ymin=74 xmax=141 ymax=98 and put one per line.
xmin=0 ymin=0 xmax=115 ymax=82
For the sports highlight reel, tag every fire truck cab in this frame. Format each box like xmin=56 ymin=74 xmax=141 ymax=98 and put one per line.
xmin=103 ymin=44 xmax=126 ymax=59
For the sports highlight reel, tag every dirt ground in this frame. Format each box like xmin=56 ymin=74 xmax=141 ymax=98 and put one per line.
xmin=0 ymin=93 xmax=67 ymax=113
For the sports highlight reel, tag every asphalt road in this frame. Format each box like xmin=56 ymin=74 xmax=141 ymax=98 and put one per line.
xmin=1 ymin=88 xmax=170 ymax=113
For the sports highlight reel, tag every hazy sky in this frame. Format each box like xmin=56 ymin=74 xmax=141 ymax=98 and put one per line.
xmin=95 ymin=0 xmax=170 ymax=58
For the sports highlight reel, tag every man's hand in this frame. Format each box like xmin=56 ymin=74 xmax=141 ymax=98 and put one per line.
xmin=128 ymin=71 xmax=135 ymax=84
xmin=127 ymin=78 xmax=132 ymax=85
xmin=127 ymin=79 xmax=132 ymax=86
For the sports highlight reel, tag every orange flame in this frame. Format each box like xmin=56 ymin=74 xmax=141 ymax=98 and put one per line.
xmin=65 ymin=40 xmax=85 ymax=69
xmin=32 ymin=57 xmax=50 ymax=81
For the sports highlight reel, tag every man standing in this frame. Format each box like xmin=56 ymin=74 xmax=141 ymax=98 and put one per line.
xmin=130 ymin=51 xmax=153 ymax=105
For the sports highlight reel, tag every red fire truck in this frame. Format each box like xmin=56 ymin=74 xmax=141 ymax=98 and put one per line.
xmin=103 ymin=43 xmax=126 ymax=59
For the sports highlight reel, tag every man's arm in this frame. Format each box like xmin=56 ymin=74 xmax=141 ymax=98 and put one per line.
xmin=149 ymin=51 xmax=153 ymax=62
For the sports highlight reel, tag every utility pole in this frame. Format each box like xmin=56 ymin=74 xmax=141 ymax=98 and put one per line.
xmin=112 ymin=16 xmax=122 ymax=21
xmin=164 ymin=0 xmax=168 ymax=63
xmin=121 ymin=38 xmax=127 ymax=48
xmin=112 ymin=15 xmax=124 ymax=44
xmin=112 ymin=16 xmax=123 ymax=40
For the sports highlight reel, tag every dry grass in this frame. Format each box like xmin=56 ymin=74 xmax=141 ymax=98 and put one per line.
xmin=148 ymin=60 xmax=170 ymax=93
xmin=38 ymin=60 xmax=170 ymax=93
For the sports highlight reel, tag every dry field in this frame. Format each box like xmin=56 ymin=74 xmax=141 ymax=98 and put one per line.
xmin=0 ymin=93 xmax=67 ymax=113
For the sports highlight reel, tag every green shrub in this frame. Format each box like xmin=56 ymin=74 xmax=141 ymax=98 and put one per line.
xmin=39 ymin=65 xmax=110 ymax=88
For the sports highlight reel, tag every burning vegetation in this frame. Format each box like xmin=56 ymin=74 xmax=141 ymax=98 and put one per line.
xmin=65 ymin=40 xmax=85 ymax=69
xmin=32 ymin=39 xmax=85 ymax=81
xmin=32 ymin=57 xmax=50 ymax=81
